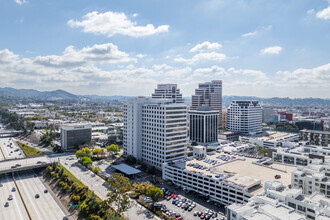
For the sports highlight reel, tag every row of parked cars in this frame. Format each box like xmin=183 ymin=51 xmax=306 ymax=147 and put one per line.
xmin=186 ymin=163 xmax=210 ymax=170
xmin=194 ymin=209 xmax=222 ymax=220
xmin=172 ymin=197 xmax=196 ymax=212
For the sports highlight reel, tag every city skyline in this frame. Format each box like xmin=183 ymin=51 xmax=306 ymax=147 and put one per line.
xmin=1 ymin=0 xmax=330 ymax=98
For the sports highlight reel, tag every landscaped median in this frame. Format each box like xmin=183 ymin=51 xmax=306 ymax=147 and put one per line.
xmin=16 ymin=141 xmax=45 ymax=157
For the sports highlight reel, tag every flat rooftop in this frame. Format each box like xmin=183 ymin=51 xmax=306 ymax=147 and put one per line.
xmin=247 ymin=131 xmax=299 ymax=142
xmin=177 ymin=152 xmax=296 ymax=195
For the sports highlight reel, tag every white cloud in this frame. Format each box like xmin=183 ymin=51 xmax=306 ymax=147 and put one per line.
xmin=194 ymin=65 xmax=229 ymax=77
xmin=34 ymin=43 xmax=133 ymax=67
xmin=190 ymin=41 xmax=222 ymax=52
xmin=242 ymin=31 xmax=257 ymax=37
xmin=136 ymin=54 xmax=146 ymax=59
xmin=260 ymin=46 xmax=283 ymax=55
xmin=276 ymin=63 xmax=330 ymax=86
xmin=132 ymin=13 xmax=139 ymax=17
xmin=307 ymin=9 xmax=315 ymax=15
xmin=68 ymin=11 xmax=169 ymax=38
xmin=14 ymin=0 xmax=27 ymax=5
xmin=0 ymin=49 xmax=19 ymax=63
xmin=316 ymin=6 xmax=330 ymax=20
xmin=175 ymin=52 xmax=226 ymax=64
xmin=228 ymin=68 xmax=267 ymax=80
xmin=152 ymin=64 xmax=173 ymax=71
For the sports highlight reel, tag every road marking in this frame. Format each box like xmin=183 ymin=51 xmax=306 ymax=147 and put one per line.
xmin=0 ymin=140 xmax=7 ymax=160
xmin=13 ymin=173 xmax=33 ymax=220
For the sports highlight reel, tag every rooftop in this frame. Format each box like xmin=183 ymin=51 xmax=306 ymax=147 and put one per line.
xmin=246 ymin=131 xmax=299 ymax=142
xmin=171 ymin=152 xmax=296 ymax=195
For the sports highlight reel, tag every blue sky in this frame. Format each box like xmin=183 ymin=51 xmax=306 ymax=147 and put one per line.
xmin=0 ymin=0 xmax=329 ymax=98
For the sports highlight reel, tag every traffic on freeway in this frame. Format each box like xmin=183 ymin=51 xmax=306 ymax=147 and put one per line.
xmin=0 ymin=137 xmax=25 ymax=160
xmin=14 ymin=170 xmax=67 ymax=220
xmin=0 ymin=173 xmax=30 ymax=220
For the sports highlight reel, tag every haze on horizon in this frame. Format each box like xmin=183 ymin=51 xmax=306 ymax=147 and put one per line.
xmin=0 ymin=0 xmax=330 ymax=98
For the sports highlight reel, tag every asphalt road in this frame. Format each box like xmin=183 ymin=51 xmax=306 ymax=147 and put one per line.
xmin=0 ymin=173 xmax=29 ymax=220
xmin=14 ymin=170 xmax=67 ymax=220
xmin=0 ymin=156 xmax=52 ymax=173
xmin=0 ymin=138 xmax=25 ymax=160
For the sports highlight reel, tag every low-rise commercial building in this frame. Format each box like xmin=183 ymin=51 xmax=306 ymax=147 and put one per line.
xmin=240 ymin=131 xmax=299 ymax=148
xmin=291 ymin=164 xmax=330 ymax=197
xmin=227 ymin=181 xmax=330 ymax=220
xmin=61 ymin=123 xmax=92 ymax=151
xmin=300 ymin=129 xmax=330 ymax=147
xmin=162 ymin=152 xmax=296 ymax=206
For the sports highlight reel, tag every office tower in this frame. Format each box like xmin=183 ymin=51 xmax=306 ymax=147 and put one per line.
xmin=262 ymin=106 xmax=275 ymax=123
xmin=61 ymin=123 xmax=92 ymax=151
xmin=151 ymin=84 xmax=184 ymax=103
xmin=191 ymin=80 xmax=222 ymax=129
xmin=123 ymin=97 xmax=188 ymax=169
xmin=221 ymin=108 xmax=228 ymax=129
xmin=227 ymin=100 xmax=262 ymax=135
xmin=189 ymin=106 xmax=219 ymax=144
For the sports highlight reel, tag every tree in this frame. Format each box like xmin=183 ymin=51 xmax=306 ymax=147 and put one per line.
xmin=133 ymin=182 xmax=153 ymax=195
xmin=125 ymin=155 xmax=136 ymax=165
xmin=191 ymin=141 xmax=198 ymax=146
xmin=92 ymin=166 xmax=101 ymax=173
xmin=146 ymin=186 xmax=163 ymax=202
xmin=106 ymin=144 xmax=120 ymax=158
xmin=147 ymin=166 xmax=156 ymax=174
xmin=81 ymin=156 xmax=93 ymax=167
xmin=93 ymin=148 xmax=102 ymax=157
xmin=76 ymin=147 xmax=92 ymax=159
xmin=106 ymin=173 xmax=131 ymax=219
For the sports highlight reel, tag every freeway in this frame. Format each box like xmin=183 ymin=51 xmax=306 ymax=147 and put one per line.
xmin=14 ymin=170 xmax=67 ymax=220
xmin=0 ymin=137 xmax=25 ymax=160
xmin=0 ymin=174 xmax=29 ymax=220
xmin=0 ymin=145 xmax=4 ymax=161
xmin=0 ymin=156 xmax=52 ymax=174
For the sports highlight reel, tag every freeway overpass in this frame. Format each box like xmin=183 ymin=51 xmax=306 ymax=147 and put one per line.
xmin=0 ymin=156 xmax=54 ymax=174
xmin=0 ymin=130 xmax=24 ymax=137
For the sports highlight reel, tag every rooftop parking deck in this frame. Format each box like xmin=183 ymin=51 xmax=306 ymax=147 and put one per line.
xmin=173 ymin=152 xmax=296 ymax=195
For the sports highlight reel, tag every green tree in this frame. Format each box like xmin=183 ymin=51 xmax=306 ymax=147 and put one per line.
xmin=93 ymin=148 xmax=102 ymax=157
xmin=76 ymin=147 xmax=92 ymax=159
xmin=106 ymin=144 xmax=120 ymax=158
xmin=80 ymin=156 xmax=93 ymax=167
xmin=92 ymin=166 xmax=101 ymax=173
xmin=106 ymin=173 xmax=131 ymax=219
xmin=146 ymin=186 xmax=163 ymax=202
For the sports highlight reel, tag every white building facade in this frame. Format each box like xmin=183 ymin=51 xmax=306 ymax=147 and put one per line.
xmin=151 ymin=84 xmax=184 ymax=103
xmin=123 ymin=97 xmax=188 ymax=169
xmin=228 ymin=101 xmax=262 ymax=135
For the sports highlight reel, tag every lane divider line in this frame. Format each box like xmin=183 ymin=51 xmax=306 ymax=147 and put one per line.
xmin=0 ymin=141 xmax=7 ymax=160
xmin=12 ymin=173 xmax=33 ymax=220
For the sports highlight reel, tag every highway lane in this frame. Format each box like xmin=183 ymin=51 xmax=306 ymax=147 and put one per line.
xmin=0 ymin=145 xmax=4 ymax=161
xmin=14 ymin=170 xmax=66 ymax=220
xmin=0 ymin=138 xmax=25 ymax=160
xmin=0 ymin=174 xmax=29 ymax=220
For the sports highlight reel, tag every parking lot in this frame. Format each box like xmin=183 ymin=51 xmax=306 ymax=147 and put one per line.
xmin=157 ymin=184 xmax=226 ymax=220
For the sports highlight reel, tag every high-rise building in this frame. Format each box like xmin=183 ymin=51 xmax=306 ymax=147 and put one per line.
xmin=151 ymin=84 xmax=184 ymax=103
xmin=61 ymin=123 xmax=92 ymax=151
xmin=227 ymin=100 xmax=262 ymax=135
xmin=191 ymin=80 xmax=222 ymax=129
xmin=123 ymin=97 xmax=188 ymax=169
xmin=262 ymin=106 xmax=275 ymax=124
xmin=221 ymin=108 xmax=228 ymax=129
xmin=189 ymin=106 xmax=218 ymax=144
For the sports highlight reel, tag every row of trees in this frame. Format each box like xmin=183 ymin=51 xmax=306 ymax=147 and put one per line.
xmin=0 ymin=106 xmax=35 ymax=133
xmin=46 ymin=163 xmax=122 ymax=220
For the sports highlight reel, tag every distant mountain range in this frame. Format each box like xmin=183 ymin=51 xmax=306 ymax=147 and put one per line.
xmin=0 ymin=87 xmax=329 ymax=107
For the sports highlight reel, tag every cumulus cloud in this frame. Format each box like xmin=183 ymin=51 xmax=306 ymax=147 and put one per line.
xmin=316 ymin=6 xmax=330 ymax=20
xmin=174 ymin=52 xmax=226 ymax=64
xmin=68 ymin=11 xmax=169 ymax=38
xmin=307 ymin=9 xmax=315 ymax=15
xmin=136 ymin=54 xmax=146 ymax=59
xmin=193 ymin=65 xmax=229 ymax=77
xmin=276 ymin=63 xmax=330 ymax=86
xmin=34 ymin=43 xmax=133 ymax=67
xmin=260 ymin=46 xmax=283 ymax=55
xmin=14 ymin=0 xmax=27 ymax=5
xmin=0 ymin=49 xmax=19 ymax=63
xmin=228 ymin=68 xmax=267 ymax=80
xmin=190 ymin=41 xmax=222 ymax=52
xmin=153 ymin=64 xmax=173 ymax=71
xmin=241 ymin=25 xmax=272 ymax=38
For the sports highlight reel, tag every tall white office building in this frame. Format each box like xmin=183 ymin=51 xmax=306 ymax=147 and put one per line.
xmin=123 ymin=97 xmax=188 ymax=169
xmin=151 ymin=84 xmax=184 ymax=103
xmin=228 ymin=100 xmax=262 ymax=135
